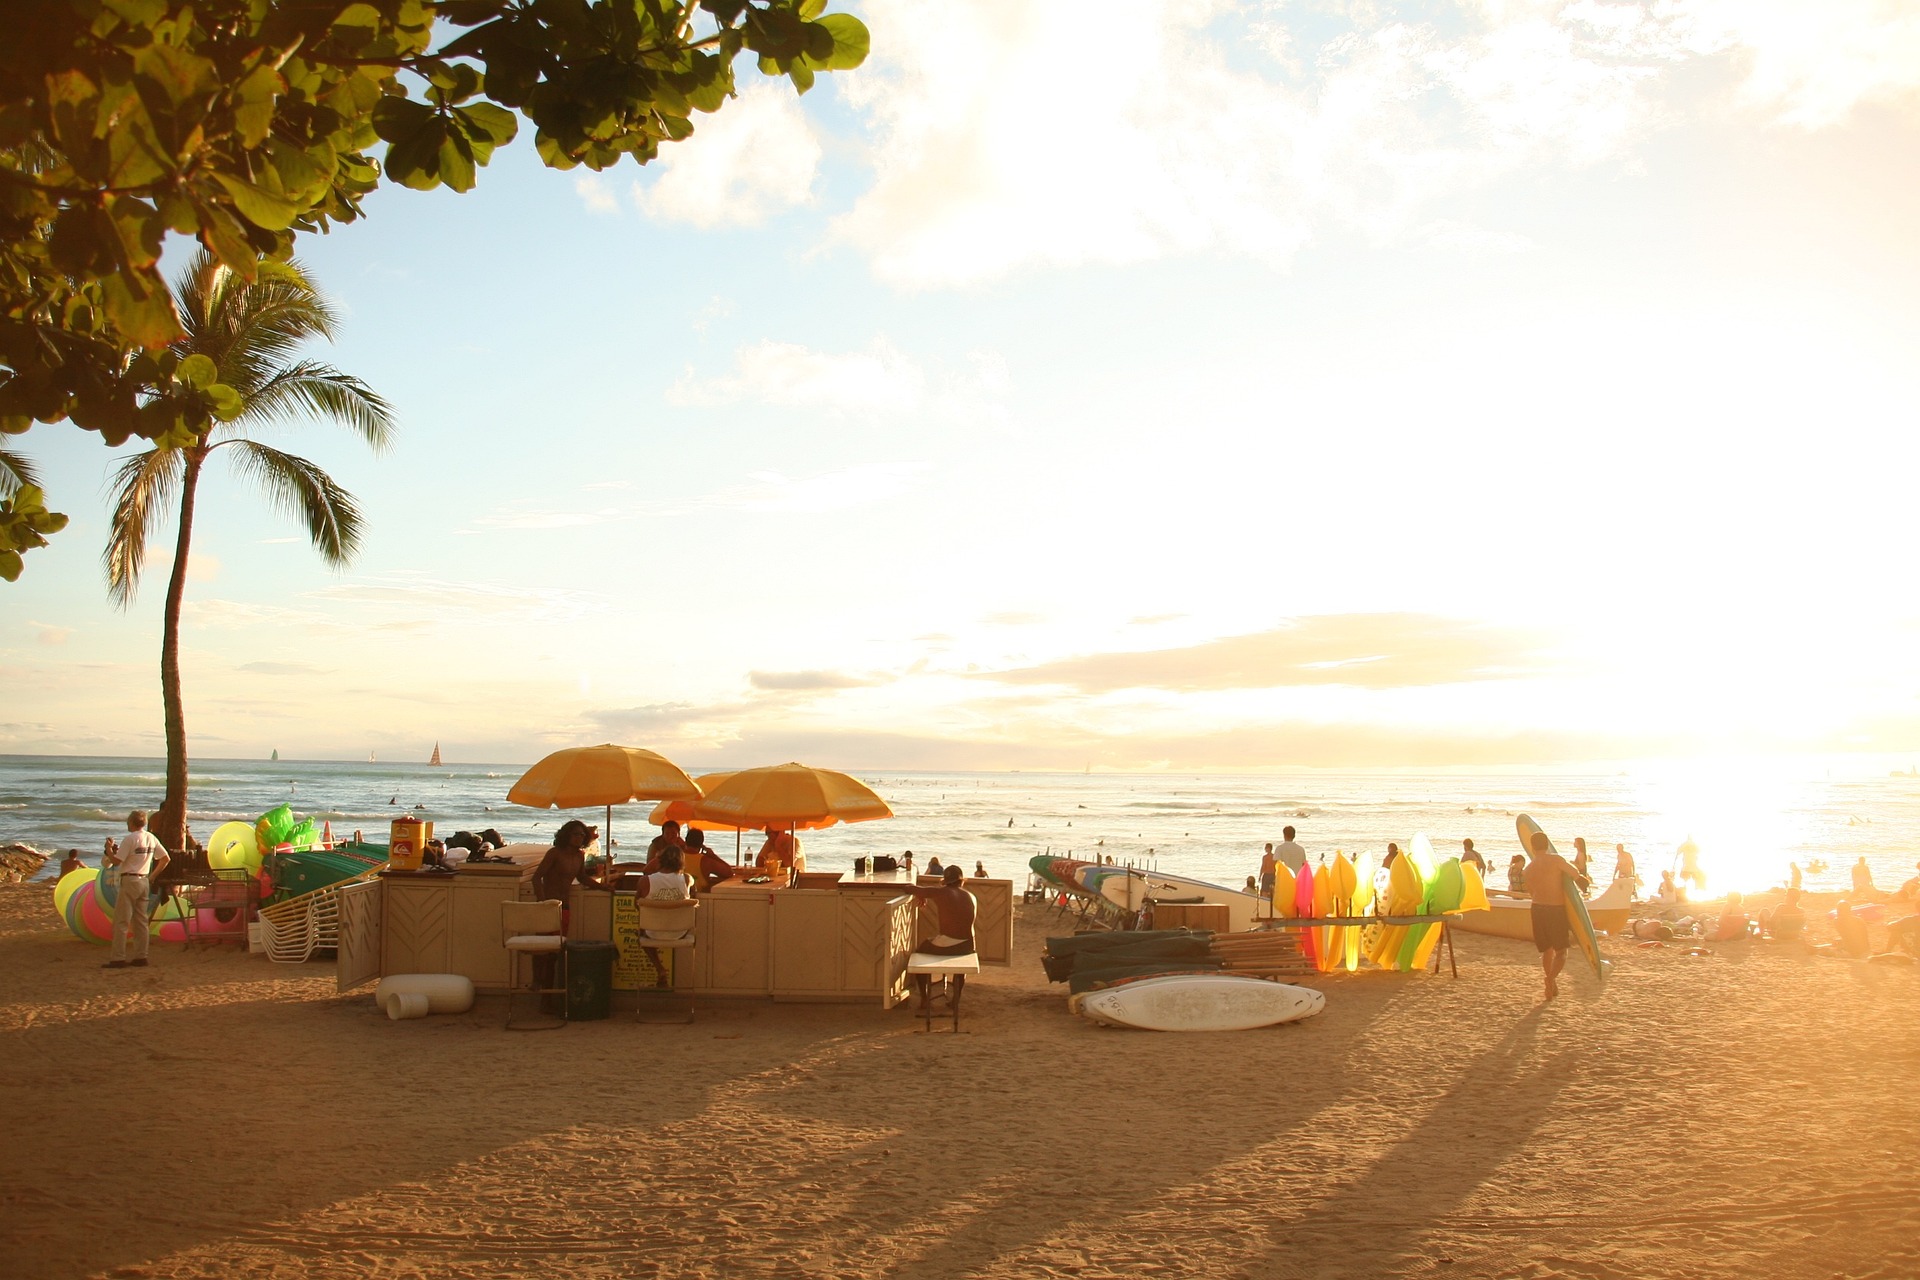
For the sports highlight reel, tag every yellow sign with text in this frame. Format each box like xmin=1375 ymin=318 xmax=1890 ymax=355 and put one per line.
xmin=611 ymin=894 xmax=670 ymax=991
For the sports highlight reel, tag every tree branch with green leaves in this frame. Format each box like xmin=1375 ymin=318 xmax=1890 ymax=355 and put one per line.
xmin=0 ymin=0 xmax=869 ymax=576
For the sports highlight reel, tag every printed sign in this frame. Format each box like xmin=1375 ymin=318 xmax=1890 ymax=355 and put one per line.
xmin=610 ymin=894 xmax=671 ymax=991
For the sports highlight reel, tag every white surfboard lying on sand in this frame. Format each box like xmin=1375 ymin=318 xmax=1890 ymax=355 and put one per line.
xmin=1077 ymin=974 xmax=1325 ymax=1031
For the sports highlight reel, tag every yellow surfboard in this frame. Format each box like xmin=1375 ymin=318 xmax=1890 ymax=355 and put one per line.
xmin=1345 ymin=854 xmax=1372 ymax=972
xmin=1312 ymin=861 xmax=1335 ymax=972
xmin=1369 ymin=852 xmax=1424 ymax=967
xmin=1272 ymin=861 xmax=1296 ymax=918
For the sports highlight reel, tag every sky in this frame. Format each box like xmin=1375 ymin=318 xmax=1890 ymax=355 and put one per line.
xmin=6 ymin=0 xmax=1920 ymax=772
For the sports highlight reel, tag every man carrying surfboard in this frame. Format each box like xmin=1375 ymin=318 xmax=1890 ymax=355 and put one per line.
xmin=1524 ymin=832 xmax=1577 ymax=1001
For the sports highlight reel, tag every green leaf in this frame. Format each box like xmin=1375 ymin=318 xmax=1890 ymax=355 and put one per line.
xmin=100 ymin=270 xmax=183 ymax=349
xmin=384 ymin=118 xmax=449 ymax=189
xmin=436 ymin=128 xmax=478 ymax=192
xmin=371 ymin=95 xmax=435 ymax=143
xmin=131 ymin=41 xmax=220 ymax=108
xmin=177 ymin=354 xmax=218 ymax=389
xmin=0 ymin=549 xmax=22 ymax=582
xmin=214 ymin=173 xmax=304 ymax=231
xmin=232 ymin=65 xmax=284 ymax=148
xmin=453 ymin=102 xmax=518 ymax=147
xmin=815 ymin=14 xmax=870 ymax=70
xmin=788 ymin=62 xmax=815 ymax=94
xmin=206 ymin=384 xmax=245 ymax=420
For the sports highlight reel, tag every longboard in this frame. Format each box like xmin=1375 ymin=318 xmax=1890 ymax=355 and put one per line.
xmin=1076 ymin=974 xmax=1325 ymax=1031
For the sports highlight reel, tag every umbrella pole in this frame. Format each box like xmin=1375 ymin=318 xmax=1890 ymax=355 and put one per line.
xmin=606 ymin=802 xmax=616 ymax=942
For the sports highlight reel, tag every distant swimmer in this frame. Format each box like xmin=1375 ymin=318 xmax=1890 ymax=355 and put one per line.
xmin=389 ymin=796 xmax=397 ymax=805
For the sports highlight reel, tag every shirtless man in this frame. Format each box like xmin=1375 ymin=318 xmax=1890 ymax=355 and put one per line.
xmin=1524 ymin=831 xmax=1577 ymax=1001
xmin=907 ymin=865 xmax=978 ymax=1014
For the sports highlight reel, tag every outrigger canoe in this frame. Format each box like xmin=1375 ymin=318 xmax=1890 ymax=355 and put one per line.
xmin=1452 ymin=876 xmax=1633 ymax=939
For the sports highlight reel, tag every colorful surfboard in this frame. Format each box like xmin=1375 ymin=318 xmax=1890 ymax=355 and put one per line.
xmin=1294 ymin=857 xmax=1318 ymax=964
xmin=1312 ymin=861 xmax=1335 ymax=973
xmin=1273 ymin=861 xmax=1297 ymax=918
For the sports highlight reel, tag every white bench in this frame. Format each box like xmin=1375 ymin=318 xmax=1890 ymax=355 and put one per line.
xmin=906 ymin=951 xmax=981 ymax=1032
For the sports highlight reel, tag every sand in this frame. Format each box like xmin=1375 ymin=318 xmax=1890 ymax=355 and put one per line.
xmin=3 ymin=880 xmax=1918 ymax=1280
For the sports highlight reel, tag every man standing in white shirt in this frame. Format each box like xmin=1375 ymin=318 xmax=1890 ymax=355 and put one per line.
xmin=1275 ymin=826 xmax=1307 ymax=874
xmin=103 ymin=810 xmax=169 ymax=969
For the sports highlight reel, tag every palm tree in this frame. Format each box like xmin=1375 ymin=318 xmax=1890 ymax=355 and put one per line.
xmin=104 ymin=252 xmax=396 ymax=857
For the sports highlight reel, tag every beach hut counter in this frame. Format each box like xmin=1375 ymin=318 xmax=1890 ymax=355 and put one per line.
xmin=334 ymin=855 xmax=1015 ymax=1008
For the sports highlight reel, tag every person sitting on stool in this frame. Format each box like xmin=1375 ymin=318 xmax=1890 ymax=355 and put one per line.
xmin=906 ymin=865 xmax=977 ymax=1012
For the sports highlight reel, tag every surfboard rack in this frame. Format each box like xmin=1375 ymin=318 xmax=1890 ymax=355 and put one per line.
xmin=1250 ymin=916 xmax=1460 ymax=978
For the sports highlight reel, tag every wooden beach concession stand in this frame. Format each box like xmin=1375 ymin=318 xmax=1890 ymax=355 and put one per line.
xmin=335 ymin=753 xmax=1012 ymax=1007
xmin=336 ymin=852 xmax=1013 ymax=1005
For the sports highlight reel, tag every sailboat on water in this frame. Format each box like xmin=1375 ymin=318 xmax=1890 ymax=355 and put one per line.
xmin=429 ymin=742 xmax=443 ymax=767
xmin=270 ymin=748 xmax=279 ymax=761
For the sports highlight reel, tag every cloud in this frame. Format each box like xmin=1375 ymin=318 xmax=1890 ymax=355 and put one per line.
xmin=982 ymin=614 xmax=1557 ymax=692
xmin=575 ymin=173 xmax=620 ymax=215
xmin=1674 ymin=0 xmax=1920 ymax=129
xmin=666 ymin=339 xmax=1011 ymax=431
xmin=307 ymin=574 xmax=598 ymax=624
xmin=748 ymin=669 xmax=886 ymax=692
xmin=829 ymin=0 xmax=1920 ymax=287
xmin=28 ymin=621 xmax=71 ymax=646
xmin=631 ymin=84 xmax=823 ymax=227
xmin=667 ymin=337 xmax=926 ymax=413
xmin=674 ymin=462 xmax=928 ymax=516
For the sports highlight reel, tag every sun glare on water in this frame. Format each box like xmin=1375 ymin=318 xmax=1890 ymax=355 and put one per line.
xmin=1625 ymin=759 xmax=1828 ymax=896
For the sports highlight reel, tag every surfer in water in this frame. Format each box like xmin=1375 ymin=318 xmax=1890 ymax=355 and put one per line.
xmin=1525 ymin=831 xmax=1577 ymax=1001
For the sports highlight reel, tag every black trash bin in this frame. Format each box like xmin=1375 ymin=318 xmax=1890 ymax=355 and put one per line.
xmin=563 ymin=939 xmax=618 ymax=1022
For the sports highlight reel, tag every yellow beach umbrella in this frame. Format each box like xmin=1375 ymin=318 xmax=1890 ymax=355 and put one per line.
xmin=693 ymin=762 xmax=893 ymax=833
xmin=507 ymin=744 xmax=701 ymax=858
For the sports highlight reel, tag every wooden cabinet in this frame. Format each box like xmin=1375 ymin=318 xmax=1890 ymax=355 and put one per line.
xmin=376 ymin=868 xmax=533 ymax=992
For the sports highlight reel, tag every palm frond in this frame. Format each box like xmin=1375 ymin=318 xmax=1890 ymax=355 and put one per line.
xmin=172 ymin=251 xmax=341 ymax=399
xmin=0 ymin=447 xmax=38 ymax=499
xmin=241 ymin=360 xmax=398 ymax=449
xmin=102 ymin=448 xmax=184 ymax=608
xmin=222 ymin=440 xmax=364 ymax=567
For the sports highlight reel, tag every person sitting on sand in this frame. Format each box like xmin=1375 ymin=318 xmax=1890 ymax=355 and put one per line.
xmin=1707 ymin=891 xmax=1753 ymax=942
xmin=1832 ymin=900 xmax=1871 ymax=957
xmin=1525 ymin=832 xmax=1577 ymax=1001
xmin=926 ymin=855 xmax=945 ymax=878
xmin=59 ymin=849 xmax=83 ymax=877
xmin=1506 ymin=854 xmax=1527 ymax=894
xmin=1652 ymin=870 xmax=1686 ymax=908
xmin=1759 ymin=888 xmax=1806 ymax=941
xmin=1244 ymin=875 xmax=1259 ymax=892
xmin=1461 ymin=839 xmax=1486 ymax=875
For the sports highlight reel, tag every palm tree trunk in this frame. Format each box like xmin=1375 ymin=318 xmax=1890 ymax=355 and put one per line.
xmin=153 ymin=450 xmax=204 ymax=865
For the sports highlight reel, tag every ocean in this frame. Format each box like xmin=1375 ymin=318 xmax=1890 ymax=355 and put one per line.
xmin=4 ymin=754 xmax=1916 ymax=897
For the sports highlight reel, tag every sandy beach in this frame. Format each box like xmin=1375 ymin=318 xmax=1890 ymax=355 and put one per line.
xmin=3 ymin=880 xmax=1917 ymax=1280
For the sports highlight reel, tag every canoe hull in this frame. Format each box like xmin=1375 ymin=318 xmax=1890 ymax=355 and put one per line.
xmin=1453 ymin=878 xmax=1633 ymax=939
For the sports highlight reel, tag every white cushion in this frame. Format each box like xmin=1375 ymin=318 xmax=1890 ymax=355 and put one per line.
xmin=505 ymin=934 xmax=565 ymax=952
xmin=907 ymin=953 xmax=981 ymax=974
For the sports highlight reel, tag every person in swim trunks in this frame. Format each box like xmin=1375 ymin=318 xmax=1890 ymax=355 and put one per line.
xmin=1524 ymin=830 xmax=1576 ymax=1001
xmin=909 ymin=864 xmax=978 ymax=957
